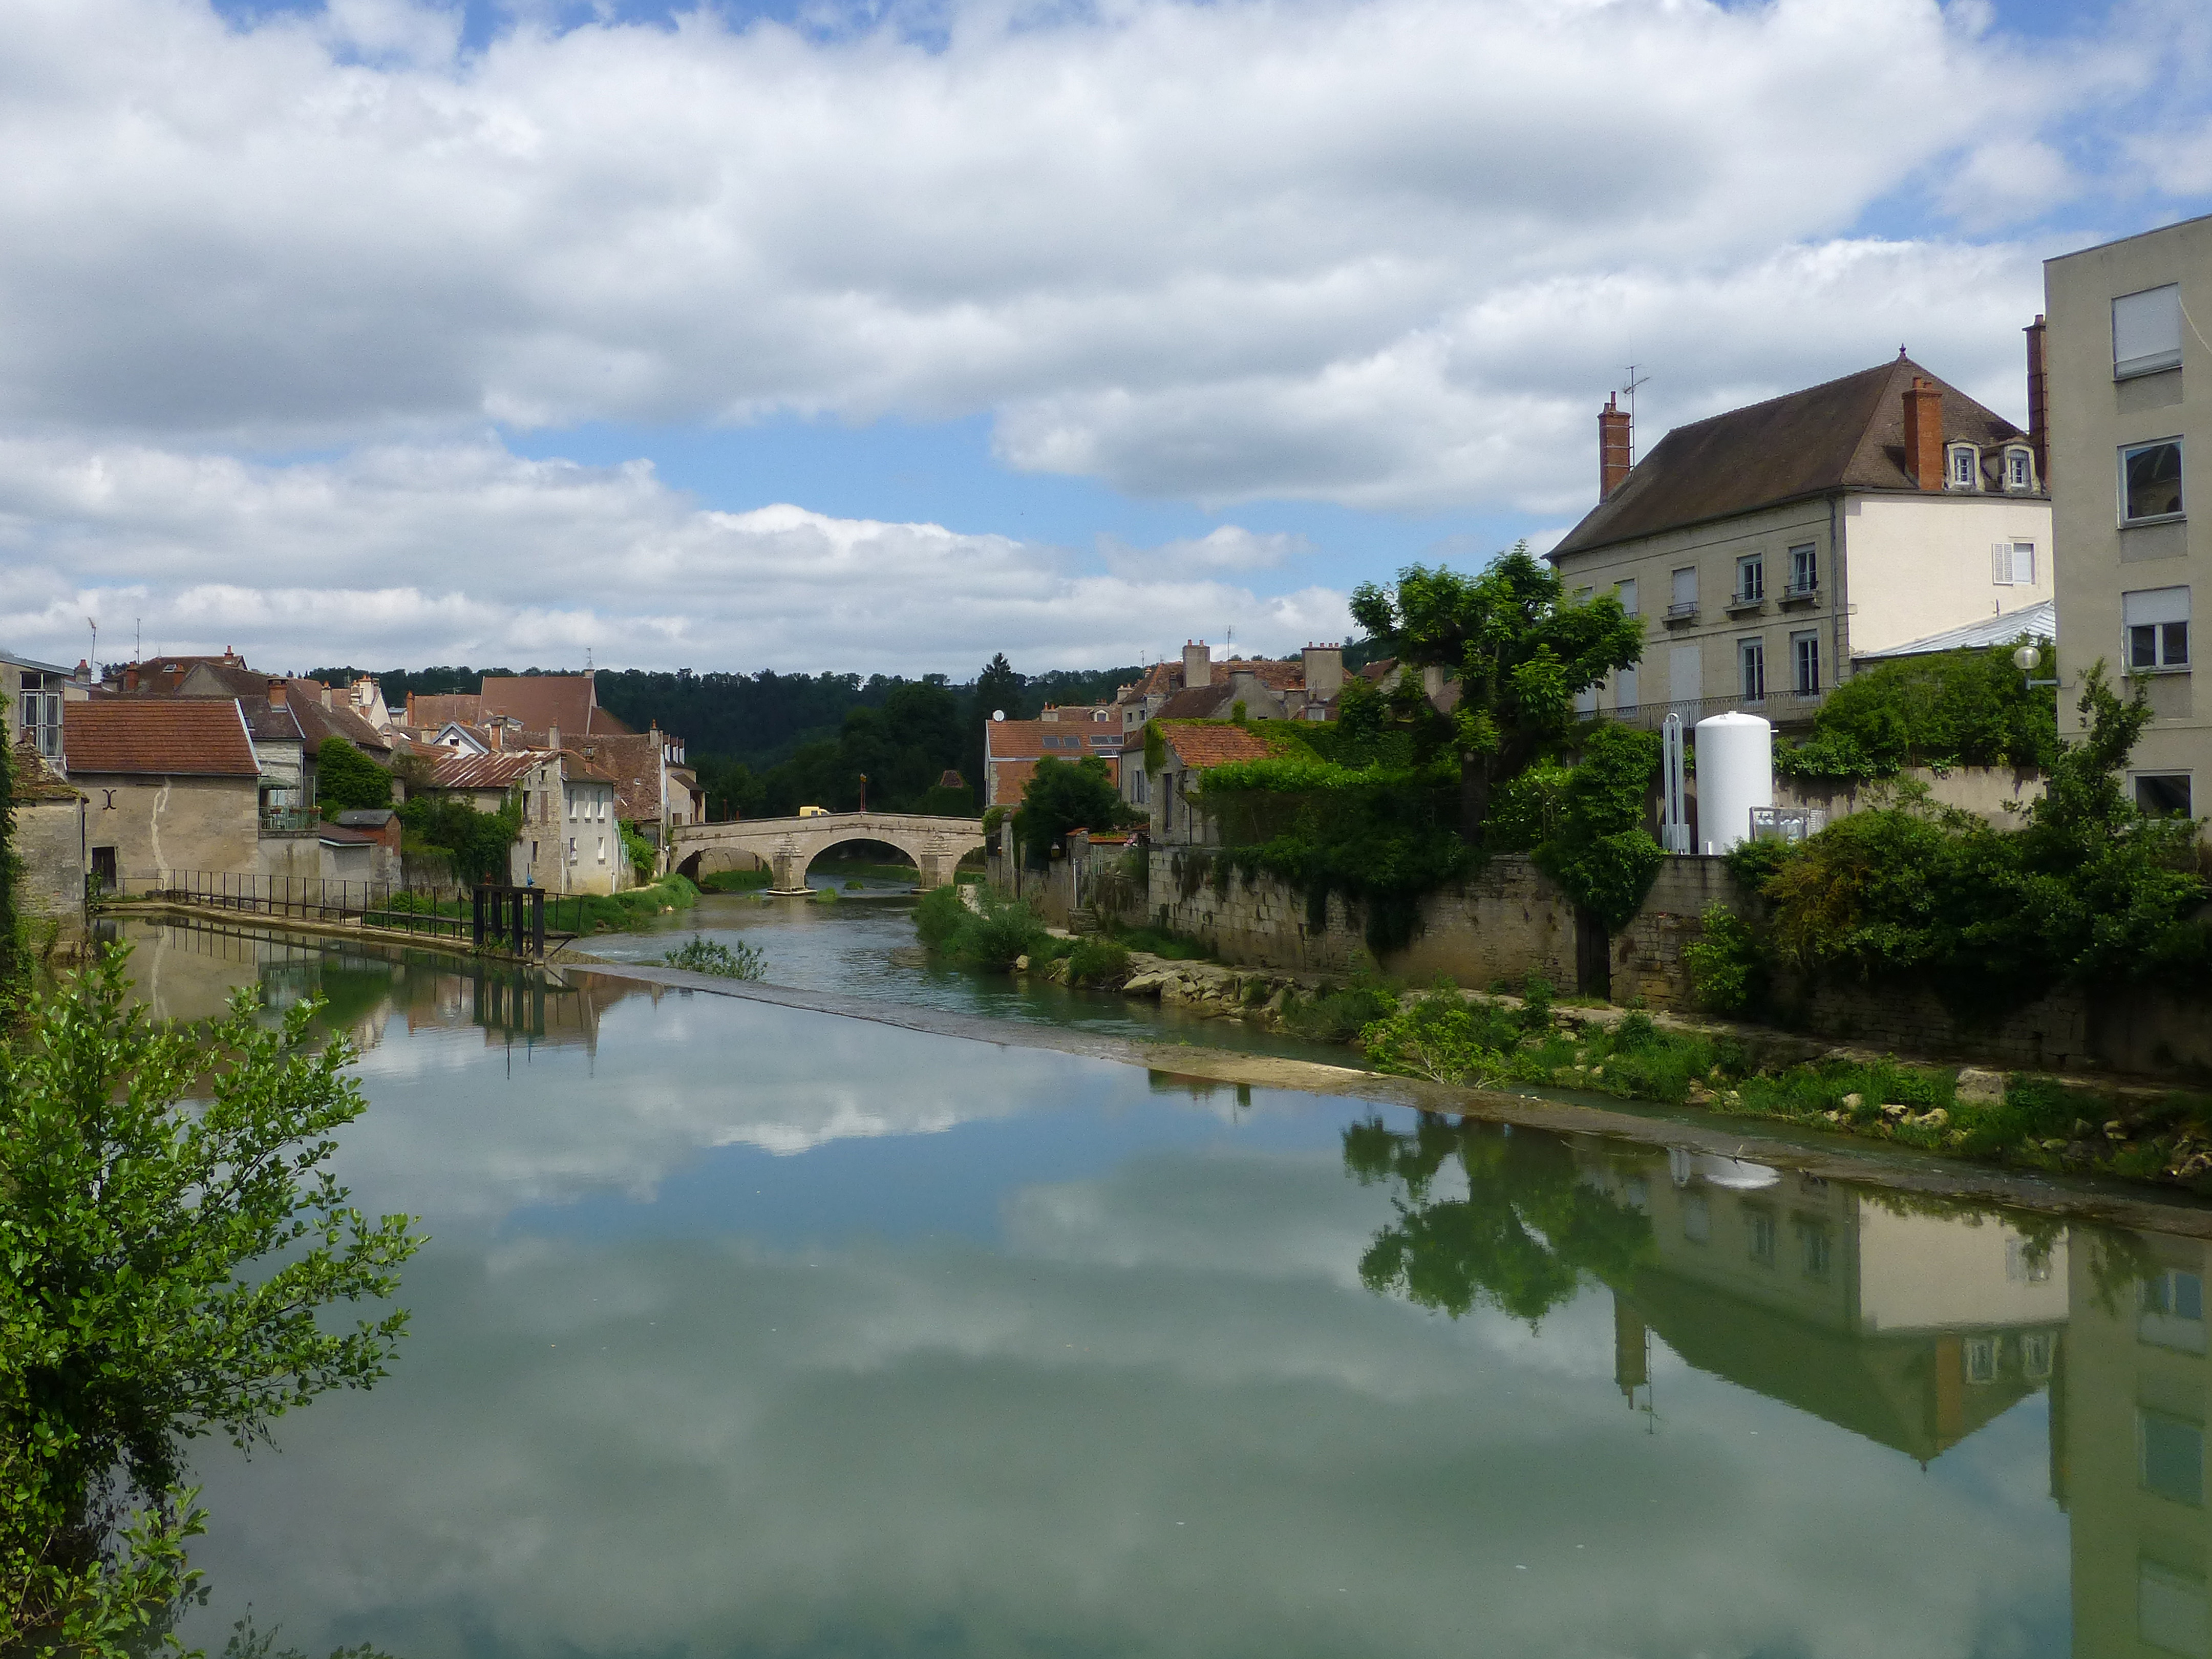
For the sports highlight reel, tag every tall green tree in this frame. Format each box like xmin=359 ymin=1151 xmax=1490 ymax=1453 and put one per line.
xmin=1350 ymin=545 xmax=1643 ymax=836
xmin=1015 ymin=756 xmax=1131 ymax=865
xmin=313 ymin=737 xmax=392 ymax=816
xmin=0 ymin=704 xmax=18 ymax=991
xmin=2 ymin=951 xmax=422 ymax=1651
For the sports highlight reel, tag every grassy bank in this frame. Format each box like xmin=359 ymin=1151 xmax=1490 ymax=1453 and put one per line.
xmin=1350 ymin=977 xmax=2212 ymax=1196
xmin=563 ymin=873 xmax=701 ymax=932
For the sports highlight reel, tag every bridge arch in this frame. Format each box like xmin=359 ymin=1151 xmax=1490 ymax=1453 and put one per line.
xmin=670 ymin=812 xmax=987 ymax=895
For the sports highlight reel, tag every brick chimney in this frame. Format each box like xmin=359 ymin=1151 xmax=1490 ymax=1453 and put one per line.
xmin=1301 ymin=643 xmax=1344 ymax=699
xmin=122 ymin=665 xmax=139 ymax=693
xmin=1182 ymin=641 xmax=1211 ymax=690
xmin=1902 ymin=374 xmax=1945 ymax=491
xmin=2024 ymin=314 xmax=2049 ymax=485
xmin=547 ymin=722 xmax=561 ymax=754
xmin=318 ymin=683 xmax=333 ymax=711
xmin=267 ymin=678 xmax=288 ymax=709
xmin=490 ymin=719 xmax=503 ymax=751
xmin=1599 ymin=394 xmax=1632 ymax=499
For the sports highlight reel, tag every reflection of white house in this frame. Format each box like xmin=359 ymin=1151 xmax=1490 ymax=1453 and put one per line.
xmin=1585 ymin=1144 xmax=2067 ymax=1461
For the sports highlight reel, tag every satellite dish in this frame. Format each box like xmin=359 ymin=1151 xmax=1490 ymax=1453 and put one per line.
xmin=992 ymin=710 xmax=1006 ymax=722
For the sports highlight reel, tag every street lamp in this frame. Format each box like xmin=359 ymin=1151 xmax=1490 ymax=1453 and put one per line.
xmin=857 ymin=773 xmax=867 ymax=813
xmin=2012 ymin=643 xmax=2059 ymax=690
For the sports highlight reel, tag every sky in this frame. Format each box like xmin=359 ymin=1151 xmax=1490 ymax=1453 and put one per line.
xmin=3 ymin=0 xmax=2210 ymax=680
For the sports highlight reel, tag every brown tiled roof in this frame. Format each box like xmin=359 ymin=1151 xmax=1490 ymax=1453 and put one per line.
xmin=985 ymin=719 xmax=1126 ymax=758
xmin=317 ymin=823 xmax=382 ymax=845
xmin=284 ymin=681 xmax=392 ymax=758
xmin=1550 ymin=357 xmax=2034 ymax=560
xmin=478 ymin=674 xmax=632 ymax=737
xmin=577 ymin=732 xmax=664 ymax=820
xmin=407 ymin=693 xmax=485 ymax=729
xmin=427 ymin=751 xmax=539 ymax=791
xmin=1156 ymin=685 xmax=1237 ymax=719
xmin=1158 ymin=722 xmax=1274 ymax=769
xmin=64 ymin=698 xmax=259 ymax=777
xmin=12 ymin=739 xmax=82 ymax=801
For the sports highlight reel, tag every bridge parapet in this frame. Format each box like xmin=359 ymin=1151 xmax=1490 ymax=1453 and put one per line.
xmin=670 ymin=812 xmax=987 ymax=892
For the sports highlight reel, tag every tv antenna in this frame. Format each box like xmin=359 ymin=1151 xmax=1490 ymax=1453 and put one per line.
xmin=1623 ymin=364 xmax=1653 ymax=463
xmin=86 ymin=616 xmax=97 ymax=673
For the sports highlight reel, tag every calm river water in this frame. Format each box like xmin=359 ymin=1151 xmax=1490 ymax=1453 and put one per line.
xmin=102 ymin=906 xmax=2212 ymax=1658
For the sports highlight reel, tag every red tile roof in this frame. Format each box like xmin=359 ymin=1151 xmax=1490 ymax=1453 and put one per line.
xmin=478 ymin=674 xmax=633 ymax=737
xmin=427 ymin=751 xmax=539 ymax=791
xmin=64 ymin=698 xmax=260 ymax=777
xmin=1158 ymin=723 xmax=1274 ymax=769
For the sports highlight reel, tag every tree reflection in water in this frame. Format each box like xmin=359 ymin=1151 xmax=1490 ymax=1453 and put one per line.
xmin=1344 ymin=1114 xmax=1654 ymax=1324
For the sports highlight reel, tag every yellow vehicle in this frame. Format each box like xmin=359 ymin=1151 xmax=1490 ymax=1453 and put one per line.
xmin=798 ymin=804 xmax=831 ymax=818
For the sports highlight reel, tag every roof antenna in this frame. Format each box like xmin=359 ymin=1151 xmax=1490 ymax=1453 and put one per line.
xmin=1899 ymin=345 xmax=1909 ymax=359
xmin=1623 ymin=363 xmax=1653 ymax=463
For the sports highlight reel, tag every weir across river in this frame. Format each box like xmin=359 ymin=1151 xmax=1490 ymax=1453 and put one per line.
xmin=669 ymin=811 xmax=986 ymax=894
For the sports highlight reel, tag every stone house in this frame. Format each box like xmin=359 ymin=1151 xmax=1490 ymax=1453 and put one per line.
xmin=423 ymin=746 xmax=630 ymax=894
xmin=61 ymin=698 xmax=262 ymax=889
xmin=1146 ymin=722 xmax=1273 ymax=847
xmin=1548 ymin=354 xmax=2053 ymax=730
xmin=10 ymin=737 xmax=86 ymax=940
xmin=982 ymin=716 xmax=1124 ymax=810
xmin=1110 ymin=642 xmax=1344 ymax=816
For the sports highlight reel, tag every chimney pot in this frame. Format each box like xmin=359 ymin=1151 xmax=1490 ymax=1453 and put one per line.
xmin=1598 ymin=393 xmax=1633 ymax=500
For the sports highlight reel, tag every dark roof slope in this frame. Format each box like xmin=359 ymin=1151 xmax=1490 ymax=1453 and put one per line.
xmin=65 ymin=698 xmax=259 ymax=777
xmin=478 ymin=675 xmax=633 ymax=737
xmin=1550 ymin=358 xmax=2033 ymax=561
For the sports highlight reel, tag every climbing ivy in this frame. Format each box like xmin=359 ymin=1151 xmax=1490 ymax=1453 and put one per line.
xmin=1773 ymin=640 xmax=2060 ymax=783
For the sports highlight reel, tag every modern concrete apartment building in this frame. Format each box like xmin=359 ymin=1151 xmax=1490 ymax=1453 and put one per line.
xmin=2045 ymin=216 xmax=2211 ymax=817
xmin=1549 ymin=357 xmax=2053 ymax=729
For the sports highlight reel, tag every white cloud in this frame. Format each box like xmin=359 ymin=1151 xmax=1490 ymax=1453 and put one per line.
xmin=0 ymin=0 xmax=2178 ymax=513
xmin=1095 ymin=524 xmax=1311 ymax=578
xmin=0 ymin=434 xmax=1348 ymax=670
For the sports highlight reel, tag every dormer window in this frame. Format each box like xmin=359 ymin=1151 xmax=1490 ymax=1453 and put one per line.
xmin=2003 ymin=446 xmax=2035 ymax=493
xmin=1946 ymin=444 xmax=1980 ymax=491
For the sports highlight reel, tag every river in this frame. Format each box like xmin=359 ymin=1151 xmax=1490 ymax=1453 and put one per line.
xmin=95 ymin=903 xmax=2212 ymax=1658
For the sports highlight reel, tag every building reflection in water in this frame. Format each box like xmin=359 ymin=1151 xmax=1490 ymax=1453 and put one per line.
xmin=1348 ymin=1113 xmax=2212 ymax=1658
xmin=105 ymin=916 xmax=659 ymax=1059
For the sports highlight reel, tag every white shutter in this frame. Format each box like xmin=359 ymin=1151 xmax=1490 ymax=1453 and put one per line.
xmin=1992 ymin=543 xmax=2015 ymax=585
xmin=1669 ymin=644 xmax=1701 ymax=704
xmin=1615 ymin=665 xmax=1640 ymax=710
xmin=1671 ymin=566 xmax=1697 ymax=608
xmin=2124 ymin=586 xmax=2192 ymax=626
xmin=2012 ymin=542 xmax=2036 ymax=585
xmin=2115 ymin=285 xmax=2184 ymax=378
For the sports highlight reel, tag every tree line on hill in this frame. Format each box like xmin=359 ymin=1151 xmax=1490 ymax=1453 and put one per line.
xmin=309 ymin=655 xmax=1145 ymax=817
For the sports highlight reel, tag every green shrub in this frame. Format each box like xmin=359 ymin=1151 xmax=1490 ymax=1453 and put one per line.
xmin=1682 ymin=904 xmax=1761 ymax=1015
xmin=1067 ymin=939 xmax=1133 ymax=987
xmin=1283 ymin=973 xmax=1400 ymax=1043
xmin=663 ymin=936 xmax=767 ymax=980
xmin=1358 ymin=987 xmax=1524 ymax=1086
xmin=911 ymin=885 xmax=1048 ymax=971
xmin=621 ymin=825 xmax=658 ymax=883
xmin=1101 ymin=921 xmax=1210 ymax=961
xmin=699 ymin=867 xmax=772 ymax=893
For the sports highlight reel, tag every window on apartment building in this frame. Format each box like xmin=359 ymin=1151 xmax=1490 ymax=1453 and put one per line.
xmin=2137 ymin=774 xmax=2195 ymax=818
xmin=2004 ymin=446 xmax=2035 ymax=492
xmin=1787 ymin=544 xmax=1817 ymax=594
xmin=2020 ymin=1332 xmax=2053 ymax=1381
xmin=568 ymin=837 xmax=578 ymax=862
xmin=2141 ymin=1408 xmax=2205 ymax=1507
xmin=1681 ymin=1193 xmax=1710 ymax=1244
xmin=1963 ymin=1336 xmax=1998 ymax=1385
xmin=1614 ymin=664 xmax=1639 ymax=711
xmin=2125 ymin=586 xmax=2191 ymax=670
xmin=1615 ymin=577 xmax=1637 ymax=614
xmin=2124 ymin=439 xmax=2186 ymax=522
xmin=598 ymin=836 xmax=607 ymax=863
xmin=1791 ymin=630 xmax=1821 ymax=695
xmin=1573 ymin=684 xmax=1599 ymax=717
xmin=1746 ymin=1207 xmax=1777 ymax=1268
xmin=1734 ymin=555 xmax=1764 ymax=604
xmin=1669 ymin=565 xmax=1697 ymax=615
xmin=1796 ymin=1218 xmax=1831 ymax=1282
xmin=1946 ymin=444 xmax=1980 ymax=491
xmin=2115 ymin=283 xmax=2185 ymax=379
xmin=1991 ymin=541 xmax=2037 ymax=585
xmin=1738 ymin=637 xmax=1766 ymax=702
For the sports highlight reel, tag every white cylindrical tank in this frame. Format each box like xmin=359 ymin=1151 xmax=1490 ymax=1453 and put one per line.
xmin=1694 ymin=711 xmax=1773 ymax=855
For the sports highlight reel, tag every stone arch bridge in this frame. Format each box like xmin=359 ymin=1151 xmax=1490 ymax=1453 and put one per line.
xmin=670 ymin=812 xmax=986 ymax=895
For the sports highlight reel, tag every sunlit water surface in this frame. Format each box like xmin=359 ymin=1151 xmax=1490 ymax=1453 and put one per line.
xmin=98 ymin=912 xmax=2212 ymax=1658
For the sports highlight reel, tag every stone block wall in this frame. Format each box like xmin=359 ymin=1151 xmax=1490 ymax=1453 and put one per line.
xmin=14 ymin=796 xmax=86 ymax=939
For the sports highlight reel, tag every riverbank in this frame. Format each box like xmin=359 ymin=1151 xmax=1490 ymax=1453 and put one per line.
xmin=999 ymin=939 xmax=2212 ymax=1204
xmin=572 ymin=955 xmax=2212 ymax=1239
